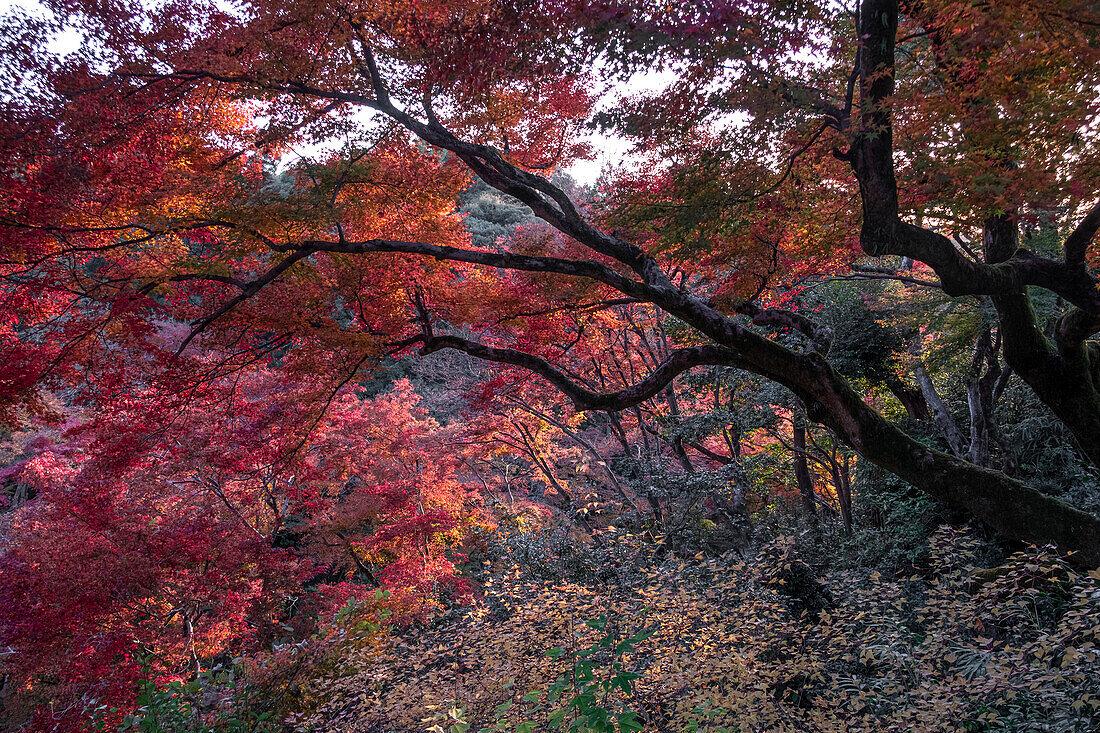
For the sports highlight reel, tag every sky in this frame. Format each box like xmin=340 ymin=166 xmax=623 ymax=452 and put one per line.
xmin=568 ymin=135 xmax=634 ymax=187
xmin=566 ymin=67 xmax=677 ymax=186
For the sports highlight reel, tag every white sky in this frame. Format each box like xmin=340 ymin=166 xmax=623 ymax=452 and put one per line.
xmin=567 ymin=135 xmax=634 ymax=186
xmin=567 ymin=67 xmax=676 ymax=185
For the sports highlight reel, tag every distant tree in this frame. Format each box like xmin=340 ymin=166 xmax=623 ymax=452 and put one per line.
xmin=459 ymin=177 xmax=534 ymax=248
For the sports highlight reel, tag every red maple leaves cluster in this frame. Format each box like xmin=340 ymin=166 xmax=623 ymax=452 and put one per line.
xmin=0 ymin=370 xmax=479 ymax=729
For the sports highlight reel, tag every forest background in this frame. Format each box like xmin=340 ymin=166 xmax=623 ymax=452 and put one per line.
xmin=1 ymin=0 xmax=1100 ymax=731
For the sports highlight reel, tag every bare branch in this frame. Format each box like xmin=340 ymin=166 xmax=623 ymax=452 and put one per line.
xmin=163 ymin=273 xmax=249 ymax=289
xmin=846 ymin=263 xmax=943 ymax=289
xmin=177 ymin=250 xmax=311 ymax=354
xmin=296 ymin=238 xmax=652 ymax=299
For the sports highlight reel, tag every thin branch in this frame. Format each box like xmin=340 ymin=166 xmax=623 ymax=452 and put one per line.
xmin=176 ymin=250 xmax=311 ymax=354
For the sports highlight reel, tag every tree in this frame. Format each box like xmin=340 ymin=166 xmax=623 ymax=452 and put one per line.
xmin=0 ymin=371 xmax=478 ymax=729
xmin=2 ymin=0 xmax=1099 ymax=567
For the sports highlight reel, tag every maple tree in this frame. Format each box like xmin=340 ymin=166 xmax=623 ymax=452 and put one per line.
xmin=0 ymin=371 xmax=479 ymax=729
xmin=1 ymin=0 xmax=1098 ymax=532
xmin=3 ymin=0 xmax=1100 ymax=727
xmin=8 ymin=0 xmax=1090 ymax=554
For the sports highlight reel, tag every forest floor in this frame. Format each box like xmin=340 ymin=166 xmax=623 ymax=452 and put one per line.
xmin=294 ymin=527 xmax=1100 ymax=733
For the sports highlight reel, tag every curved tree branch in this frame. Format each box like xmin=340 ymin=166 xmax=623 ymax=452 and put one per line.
xmin=1064 ymin=200 xmax=1100 ymax=268
xmin=296 ymin=238 xmax=651 ymax=299
xmin=418 ymin=331 xmax=747 ymax=413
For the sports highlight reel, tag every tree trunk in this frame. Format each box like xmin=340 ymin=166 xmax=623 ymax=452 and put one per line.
xmin=792 ymin=410 xmax=818 ymax=520
xmin=664 ymin=385 xmax=696 ymax=473
xmin=884 ymin=372 xmax=930 ymax=421
xmin=965 ymin=381 xmax=990 ymax=466
xmin=912 ymin=357 xmax=965 ymax=457
xmin=788 ymin=352 xmax=1100 ymax=566
xmin=832 ymin=454 xmax=853 ymax=537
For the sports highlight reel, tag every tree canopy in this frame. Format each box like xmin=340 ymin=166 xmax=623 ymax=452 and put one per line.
xmin=2 ymin=0 xmax=1100 ymax=729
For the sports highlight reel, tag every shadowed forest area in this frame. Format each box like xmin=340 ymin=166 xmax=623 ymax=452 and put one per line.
xmin=2 ymin=0 xmax=1100 ymax=731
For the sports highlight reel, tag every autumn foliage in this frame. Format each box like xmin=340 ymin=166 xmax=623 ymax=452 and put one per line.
xmin=306 ymin=528 xmax=1100 ymax=732
xmin=0 ymin=373 xmax=481 ymax=728
xmin=2 ymin=0 xmax=1100 ymax=730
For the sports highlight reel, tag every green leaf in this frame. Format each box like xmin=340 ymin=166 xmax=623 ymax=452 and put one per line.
xmin=618 ymin=710 xmax=645 ymax=732
xmin=585 ymin=616 xmax=608 ymax=631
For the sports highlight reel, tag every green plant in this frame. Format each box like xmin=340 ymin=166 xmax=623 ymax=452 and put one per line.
xmin=86 ymin=664 xmax=275 ymax=733
xmin=522 ymin=615 xmax=651 ymax=732
xmin=425 ymin=705 xmax=472 ymax=733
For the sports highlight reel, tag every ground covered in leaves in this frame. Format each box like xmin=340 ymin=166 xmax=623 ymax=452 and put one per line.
xmin=294 ymin=527 xmax=1100 ymax=733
